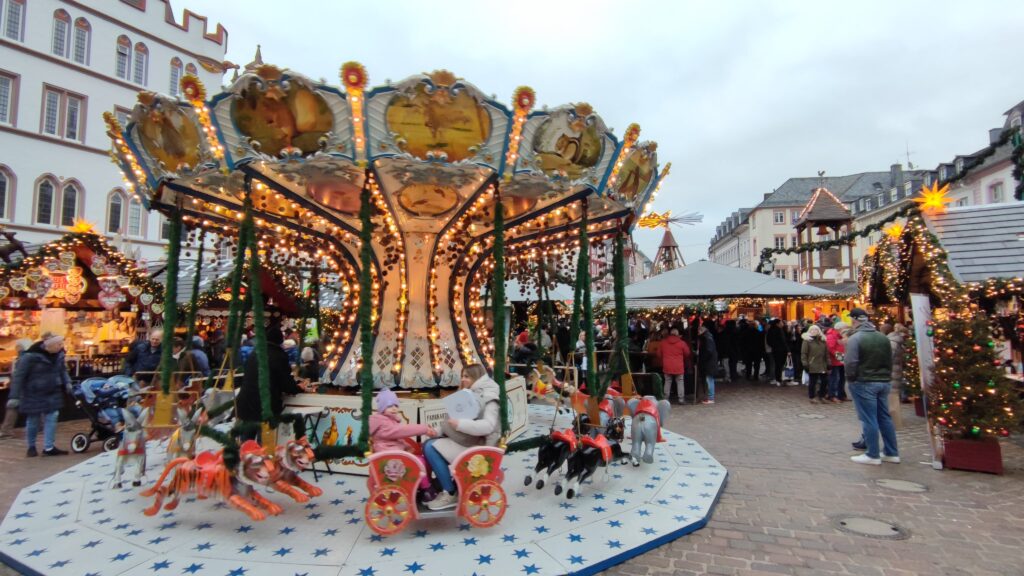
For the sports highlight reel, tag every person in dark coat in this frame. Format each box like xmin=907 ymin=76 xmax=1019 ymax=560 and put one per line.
xmin=236 ymin=325 xmax=307 ymax=432
xmin=124 ymin=329 xmax=163 ymax=383
xmin=766 ymin=318 xmax=789 ymax=386
xmin=722 ymin=320 xmax=740 ymax=381
xmin=12 ymin=333 xmax=70 ymax=456
xmin=206 ymin=329 xmax=227 ymax=372
xmin=697 ymin=325 xmax=719 ymax=404
xmin=739 ymin=319 xmax=763 ymax=381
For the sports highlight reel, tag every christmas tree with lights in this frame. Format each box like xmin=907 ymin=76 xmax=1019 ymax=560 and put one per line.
xmin=903 ymin=328 xmax=921 ymax=398
xmin=928 ymin=312 xmax=1022 ymax=439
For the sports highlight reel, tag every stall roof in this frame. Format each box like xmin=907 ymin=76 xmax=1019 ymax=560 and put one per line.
xmin=605 ymin=260 xmax=835 ymax=300
xmin=505 ymin=279 xmax=576 ymax=302
xmin=925 ymin=203 xmax=1024 ymax=283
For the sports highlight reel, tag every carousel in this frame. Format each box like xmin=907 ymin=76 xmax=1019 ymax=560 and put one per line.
xmin=0 ymin=63 xmax=727 ymax=576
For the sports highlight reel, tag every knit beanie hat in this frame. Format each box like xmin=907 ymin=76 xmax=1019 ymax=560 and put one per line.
xmin=376 ymin=388 xmax=399 ymax=413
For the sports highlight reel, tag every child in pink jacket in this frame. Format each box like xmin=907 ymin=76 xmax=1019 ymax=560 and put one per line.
xmin=369 ymin=388 xmax=437 ymax=489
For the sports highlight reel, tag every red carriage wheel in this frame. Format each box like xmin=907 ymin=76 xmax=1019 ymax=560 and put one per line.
xmin=364 ymin=486 xmax=413 ymax=535
xmin=462 ymin=480 xmax=506 ymax=528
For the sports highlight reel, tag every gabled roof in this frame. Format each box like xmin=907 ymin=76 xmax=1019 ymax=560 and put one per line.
xmin=925 ymin=203 xmax=1024 ymax=283
xmin=659 ymin=228 xmax=679 ymax=249
xmin=795 ymin=187 xmax=851 ymax=227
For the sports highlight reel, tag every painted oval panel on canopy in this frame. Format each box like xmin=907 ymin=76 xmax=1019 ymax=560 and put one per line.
xmin=613 ymin=141 xmax=658 ymax=205
xmin=231 ymin=69 xmax=334 ymax=157
xmin=134 ymin=93 xmax=203 ymax=173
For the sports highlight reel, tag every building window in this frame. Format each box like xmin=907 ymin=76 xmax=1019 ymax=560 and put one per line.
xmin=107 ymin=190 xmax=124 ymax=233
xmin=160 ymin=215 xmax=172 ymax=240
xmin=790 ymin=209 xmax=800 ymax=224
xmin=876 ymin=193 xmax=884 ymax=207
xmin=41 ymin=86 xmax=85 ymax=141
xmin=0 ymin=72 xmax=16 ymax=125
xmin=36 ymin=179 xmax=55 ymax=224
xmin=72 ymin=18 xmax=90 ymax=65
xmin=114 ymin=106 xmax=130 ymax=128
xmin=0 ymin=168 xmax=10 ymax=220
xmin=791 ymin=268 xmax=798 ymax=282
xmin=127 ymin=198 xmax=143 ymax=236
xmin=185 ymin=62 xmax=197 ymax=76
xmin=889 ymin=188 xmax=898 ymax=203
xmin=955 ymin=197 xmax=969 ymax=207
xmin=773 ymin=210 xmax=785 ymax=224
xmin=774 ymin=236 xmax=786 ymax=250
xmin=116 ymin=35 xmax=131 ymax=80
xmin=51 ymin=10 xmax=71 ymax=57
xmin=3 ymin=0 xmax=24 ymax=42
xmin=169 ymin=57 xmax=183 ymax=97
xmin=790 ymin=235 xmax=798 ymax=247
xmin=132 ymin=42 xmax=148 ymax=85
xmin=990 ymin=182 xmax=1004 ymax=203
xmin=774 ymin=269 xmax=786 ymax=279
xmin=60 ymin=183 xmax=79 ymax=226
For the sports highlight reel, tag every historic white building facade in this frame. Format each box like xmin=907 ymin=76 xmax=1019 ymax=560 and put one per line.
xmin=0 ymin=0 xmax=226 ymax=261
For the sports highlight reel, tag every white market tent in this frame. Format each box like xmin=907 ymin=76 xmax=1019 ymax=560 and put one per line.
xmin=505 ymin=279 xmax=576 ymax=302
xmin=605 ymin=259 xmax=834 ymax=307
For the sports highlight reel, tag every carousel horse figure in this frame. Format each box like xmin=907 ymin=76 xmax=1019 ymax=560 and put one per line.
xmin=271 ymin=436 xmax=323 ymax=502
xmin=0 ymin=229 xmax=28 ymax=264
xmin=526 ymin=363 xmax=577 ymax=407
xmin=557 ymin=416 xmax=627 ymax=499
xmin=167 ymin=405 xmax=206 ymax=460
xmin=626 ymin=395 xmax=669 ymax=466
xmin=111 ymin=407 xmax=150 ymax=488
xmin=142 ymin=440 xmax=285 ymax=521
xmin=524 ymin=427 xmax=577 ymax=490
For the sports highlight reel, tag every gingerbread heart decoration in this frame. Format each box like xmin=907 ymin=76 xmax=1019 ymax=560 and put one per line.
xmin=26 ymin=268 xmax=43 ymax=283
xmin=0 ymin=286 xmax=8 ymax=299
xmin=34 ymin=276 xmax=53 ymax=298
xmin=139 ymin=292 xmax=154 ymax=305
xmin=9 ymin=276 xmax=27 ymax=292
xmin=128 ymin=285 xmax=144 ymax=298
xmin=44 ymin=260 xmax=61 ymax=273
xmin=151 ymin=303 xmax=164 ymax=314
xmin=116 ymin=275 xmax=130 ymax=288
xmin=59 ymin=251 xmax=76 ymax=268
xmin=64 ymin=292 xmax=81 ymax=305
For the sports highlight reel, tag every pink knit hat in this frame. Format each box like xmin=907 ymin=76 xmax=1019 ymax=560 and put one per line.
xmin=376 ymin=388 xmax=399 ymax=413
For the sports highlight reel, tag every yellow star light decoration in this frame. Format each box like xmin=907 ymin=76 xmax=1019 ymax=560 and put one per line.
xmin=884 ymin=222 xmax=904 ymax=240
xmin=638 ymin=210 xmax=672 ymax=229
xmin=913 ymin=182 xmax=952 ymax=214
xmin=69 ymin=219 xmax=98 ymax=234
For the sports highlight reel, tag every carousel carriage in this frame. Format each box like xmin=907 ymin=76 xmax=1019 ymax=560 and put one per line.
xmin=365 ymin=446 xmax=507 ymax=535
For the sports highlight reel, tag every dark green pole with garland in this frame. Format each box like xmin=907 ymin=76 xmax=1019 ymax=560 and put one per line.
xmin=224 ymin=207 xmax=251 ymax=371
xmin=492 ymin=187 xmax=509 ymax=436
xmin=157 ymin=204 xmax=183 ymax=395
xmin=579 ymin=200 xmax=596 ymax=394
xmin=184 ymin=229 xmax=206 ymax=344
xmin=355 ymin=179 xmax=375 ymax=450
xmin=610 ymin=226 xmax=630 ymax=380
xmin=568 ymin=201 xmax=587 ymax=355
xmin=244 ymin=205 xmax=274 ymax=423
xmin=313 ymin=265 xmax=322 ymax=340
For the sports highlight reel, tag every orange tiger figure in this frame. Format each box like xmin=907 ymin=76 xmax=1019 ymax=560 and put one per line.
xmin=271 ymin=437 xmax=323 ymax=502
xmin=140 ymin=440 xmax=284 ymax=521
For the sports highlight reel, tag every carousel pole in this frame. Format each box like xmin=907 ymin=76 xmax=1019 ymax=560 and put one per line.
xmin=184 ymin=228 xmax=206 ymax=344
xmin=355 ymin=175 xmax=375 ymax=451
xmin=580 ymin=201 xmax=597 ymax=405
xmin=244 ymin=198 xmax=275 ymax=442
xmin=313 ymin=264 xmax=322 ymax=340
xmin=157 ymin=202 xmax=183 ymax=396
xmin=610 ymin=225 xmax=634 ymax=396
xmin=567 ymin=200 xmax=587 ymax=390
xmin=493 ymin=185 xmax=509 ymax=436
xmin=224 ymin=202 xmax=252 ymax=373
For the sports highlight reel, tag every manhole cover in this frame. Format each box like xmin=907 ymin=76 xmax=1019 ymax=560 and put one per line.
xmin=832 ymin=515 xmax=909 ymax=540
xmin=876 ymin=479 xmax=928 ymax=493
xmin=797 ymin=413 xmax=826 ymax=419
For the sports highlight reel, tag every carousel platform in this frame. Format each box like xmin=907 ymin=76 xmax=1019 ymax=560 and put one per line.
xmin=0 ymin=404 xmax=727 ymax=576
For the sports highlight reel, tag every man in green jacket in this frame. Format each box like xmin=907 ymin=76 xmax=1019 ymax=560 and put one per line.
xmin=845 ymin=308 xmax=898 ymax=465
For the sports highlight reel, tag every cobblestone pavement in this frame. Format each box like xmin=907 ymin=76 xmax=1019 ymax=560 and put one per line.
xmin=2 ymin=380 xmax=1022 ymax=576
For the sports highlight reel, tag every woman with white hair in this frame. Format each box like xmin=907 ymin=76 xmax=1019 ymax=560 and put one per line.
xmin=12 ymin=332 xmax=71 ymax=456
xmin=801 ymin=325 xmax=829 ymax=403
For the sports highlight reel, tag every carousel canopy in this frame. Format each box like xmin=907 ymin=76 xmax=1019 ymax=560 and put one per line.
xmin=505 ymin=279 xmax=575 ymax=302
xmin=606 ymin=260 xmax=835 ymax=301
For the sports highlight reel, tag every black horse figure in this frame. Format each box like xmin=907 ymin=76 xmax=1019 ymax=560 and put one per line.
xmin=523 ymin=428 xmax=578 ymax=490
xmin=557 ymin=417 xmax=628 ymax=499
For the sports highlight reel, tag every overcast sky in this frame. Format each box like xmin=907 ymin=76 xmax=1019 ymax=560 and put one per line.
xmin=189 ymin=0 xmax=1024 ymax=263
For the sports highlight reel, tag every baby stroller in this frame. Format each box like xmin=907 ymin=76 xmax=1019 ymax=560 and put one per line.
xmin=69 ymin=375 xmax=140 ymax=453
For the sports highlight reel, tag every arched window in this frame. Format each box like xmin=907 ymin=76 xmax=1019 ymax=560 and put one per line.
xmin=0 ymin=167 xmax=12 ymax=220
xmin=115 ymin=35 xmax=131 ymax=80
xmin=51 ymin=10 xmax=71 ymax=57
xmin=127 ymin=197 xmax=143 ymax=237
xmin=60 ymin=182 xmax=79 ymax=226
xmin=107 ymin=189 xmax=125 ymax=233
xmin=185 ymin=63 xmax=197 ymax=76
xmin=36 ymin=179 xmax=55 ymax=224
xmin=72 ymin=18 xmax=90 ymax=65
xmin=169 ymin=57 xmax=183 ymax=97
xmin=3 ymin=0 xmax=25 ymax=42
xmin=132 ymin=42 xmax=148 ymax=85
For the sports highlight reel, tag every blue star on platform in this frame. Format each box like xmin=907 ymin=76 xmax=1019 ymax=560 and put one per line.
xmin=413 ymin=529 xmax=429 ymax=538
xmin=346 ymin=517 xmax=361 ymax=525
xmin=194 ymin=542 xmax=214 ymax=551
xmin=458 ymin=523 xmax=472 ymax=531
xmin=428 ymin=542 xmax=446 ymax=551
xmin=57 ymin=529 xmax=76 ymax=537
xmin=477 ymin=554 xmax=493 ymax=565
xmin=379 ymin=547 xmax=397 ymax=557
xmin=194 ymin=522 xmax=214 ymax=530
xmin=674 ymin=515 xmax=689 ymax=522
xmin=329 ymin=499 xmax=344 ymax=506
xmin=313 ymin=547 xmax=331 ymax=557
xmin=607 ymin=539 xmax=623 ymax=549
xmin=568 ymin=533 xmax=584 ymax=542
xmin=238 ymin=544 xmax=256 ymax=554
xmin=357 ymin=568 xmax=376 ymax=576
xmin=514 ymin=491 xmax=527 ymax=498
xmin=114 ymin=523 xmax=131 ymax=530
xmin=148 ymin=536 xmax=169 ymax=545
xmin=501 ymin=534 xmax=517 ymax=543
xmin=48 ymin=560 xmax=71 ymax=568
xmin=592 ymin=493 xmax=605 ymax=500
xmin=323 ymin=528 xmax=339 ymax=536
xmin=462 ymin=537 xmax=478 ymax=546
xmin=688 ymin=505 xmax=701 ymax=511
xmin=637 ymin=509 xmax=651 ymax=517
xmin=614 ymin=498 xmax=627 ymax=505
xmin=522 ymin=564 xmax=541 ymax=574
xmin=565 ymin=515 xmax=580 ymax=522
xmin=533 ymin=525 xmax=549 ymax=534
xmin=307 ymin=512 xmax=322 ymax=520
xmin=13 ymin=512 xmax=32 ymax=519
xmin=157 ymin=521 xmax=178 ymax=530
xmin=112 ymin=552 xmax=133 ymax=561
xmin=182 ymin=563 xmax=204 ymax=574
xmin=529 ymin=512 xmax=545 ymax=520
xmin=623 ymin=488 xmax=635 ymax=494
xmin=236 ymin=525 xmax=253 ymax=533
xmin=227 ymin=567 xmax=247 ymax=576
xmin=127 ymin=529 xmax=144 ymax=536
xmin=273 ymin=547 xmax=292 ymax=557
xmin=150 ymin=560 xmax=172 ymax=571
xmin=27 ymin=549 xmax=47 ymax=557
xmin=513 ymin=548 xmax=531 ymax=559
xmin=607 ymin=519 xmax=622 ymax=528
xmin=404 ymin=561 xmax=425 ymax=573
xmin=568 ymin=555 xmax=586 ymax=565
xmin=9 ymin=538 xmax=27 ymax=546
xmin=558 ymin=501 xmax=576 ymax=509
xmin=342 ymin=508 xmax=357 ymax=516
xmin=279 ymin=526 xmax=296 ymax=535
xmin=369 ymin=534 xmax=385 ymax=542
xmin=641 ymin=527 xmax=657 ymax=535
xmin=592 ymin=506 xmax=607 ymax=513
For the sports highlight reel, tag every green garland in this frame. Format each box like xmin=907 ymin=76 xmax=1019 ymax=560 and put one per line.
xmin=581 ymin=202 xmax=597 ymax=396
xmin=492 ymin=188 xmax=509 ymax=436
xmin=355 ymin=180 xmax=374 ymax=451
xmin=184 ymin=228 xmax=205 ymax=343
xmin=505 ymin=434 xmax=546 ymax=453
xmin=224 ymin=214 xmax=251 ymax=371
xmin=610 ymin=228 xmax=630 ymax=378
xmin=568 ymin=203 xmax=586 ymax=356
xmin=245 ymin=204 xmax=273 ymax=423
xmin=158 ymin=207 xmax=183 ymax=395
